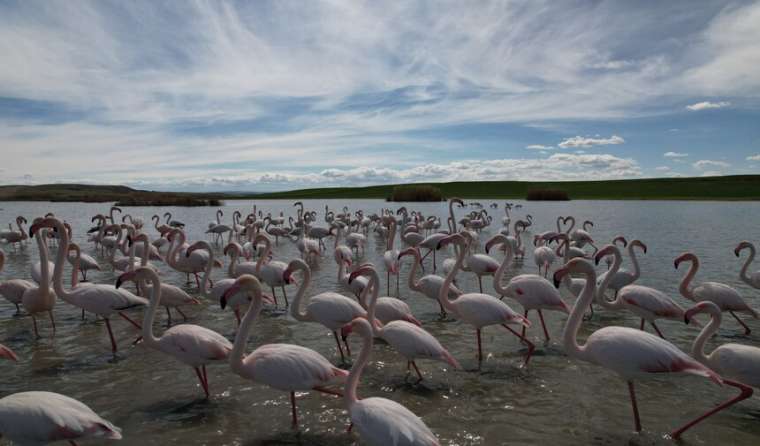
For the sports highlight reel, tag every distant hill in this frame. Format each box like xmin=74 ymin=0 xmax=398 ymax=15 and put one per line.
xmin=0 ymin=175 xmax=759 ymax=203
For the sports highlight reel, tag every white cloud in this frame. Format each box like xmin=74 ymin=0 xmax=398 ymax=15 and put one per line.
xmin=664 ymin=151 xmax=688 ymax=158
xmin=526 ymin=144 xmax=553 ymax=150
xmin=655 ymin=166 xmax=671 ymax=172
xmin=685 ymin=101 xmax=731 ymax=111
xmin=747 ymin=154 xmax=760 ymax=162
xmin=558 ymin=135 xmax=624 ymax=149
xmin=693 ymin=160 xmax=730 ymax=170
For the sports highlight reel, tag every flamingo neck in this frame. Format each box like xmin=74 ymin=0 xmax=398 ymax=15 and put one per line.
xmin=230 ymin=291 xmax=264 ymax=375
xmin=344 ymin=321 xmax=373 ymax=406
xmin=739 ymin=246 xmax=755 ymax=287
xmin=289 ymin=264 xmax=311 ymax=322
xmin=140 ymin=239 xmax=149 ymax=267
xmin=679 ymin=258 xmax=698 ymax=301
xmin=492 ymin=241 xmax=514 ymax=296
xmin=255 ymin=239 xmax=271 ymax=275
xmin=35 ymin=229 xmax=51 ymax=296
xmin=628 ymin=244 xmax=641 ymax=281
xmin=438 ymin=240 xmax=463 ymax=314
xmin=364 ymin=270 xmax=382 ymax=336
xmin=565 ymin=216 xmax=575 ymax=234
xmin=692 ymin=306 xmax=721 ymax=365
xmin=406 ymin=251 xmax=422 ymax=292
xmin=51 ymin=220 xmax=75 ymax=303
xmin=198 ymin=245 xmax=215 ymax=297
xmin=227 ymin=249 xmax=238 ymax=277
xmin=141 ymin=271 xmax=161 ymax=348
xmin=562 ymin=266 xmax=596 ymax=359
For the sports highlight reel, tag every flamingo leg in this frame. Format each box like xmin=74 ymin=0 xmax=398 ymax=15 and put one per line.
xmin=520 ymin=310 xmax=529 ymax=339
xmin=537 ymin=309 xmax=550 ymax=342
xmin=282 ymin=285 xmax=289 ymax=307
xmin=410 ymin=361 xmax=423 ymax=383
xmin=650 ymin=321 xmax=665 ymax=339
xmin=438 ymin=302 xmax=447 ymax=319
xmin=194 ymin=273 xmax=200 ymax=288
xmin=48 ymin=311 xmax=56 ymax=336
xmin=290 ymin=391 xmax=298 ymax=428
xmin=14 ymin=303 xmax=21 ymax=314
xmin=628 ymin=381 xmax=642 ymax=432
xmin=118 ymin=312 xmax=142 ymax=330
xmin=31 ymin=315 xmax=39 ymax=339
xmin=271 ymin=286 xmax=279 ymax=307
xmin=476 ymin=329 xmax=483 ymax=364
xmin=234 ymin=308 xmax=241 ymax=325
xmin=671 ymin=380 xmax=753 ymax=439
xmin=729 ymin=311 xmax=751 ymax=335
xmin=387 ymin=271 xmax=391 ymax=296
xmin=502 ymin=324 xmax=535 ymax=365
xmin=165 ymin=307 xmax=173 ymax=326
xmin=104 ymin=318 xmax=118 ymax=353
xmin=639 ymin=318 xmax=645 ymax=330
xmin=478 ymin=276 xmax=483 ymax=293
xmin=194 ymin=367 xmax=209 ymax=398
xmin=176 ymin=306 xmax=188 ymax=321
xmin=313 ymin=386 xmax=343 ymax=397
xmin=333 ymin=331 xmax=346 ymax=362
xmin=202 ymin=365 xmax=209 ymax=395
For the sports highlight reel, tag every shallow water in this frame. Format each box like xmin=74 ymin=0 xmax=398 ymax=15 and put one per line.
xmin=1 ymin=199 xmax=759 ymax=446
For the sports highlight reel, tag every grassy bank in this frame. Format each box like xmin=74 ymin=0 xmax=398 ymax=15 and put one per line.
xmin=251 ymin=175 xmax=760 ymax=201
xmin=0 ymin=175 xmax=759 ymax=202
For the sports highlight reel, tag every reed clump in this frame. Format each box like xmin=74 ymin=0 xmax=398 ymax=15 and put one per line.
xmin=388 ymin=185 xmax=444 ymax=202
xmin=526 ymin=189 xmax=570 ymax=201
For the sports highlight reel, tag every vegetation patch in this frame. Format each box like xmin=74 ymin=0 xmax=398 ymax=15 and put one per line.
xmin=526 ymin=189 xmax=570 ymax=201
xmin=387 ymin=185 xmax=444 ymax=202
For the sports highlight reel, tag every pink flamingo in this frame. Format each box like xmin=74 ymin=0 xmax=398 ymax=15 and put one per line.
xmin=675 ymin=252 xmax=758 ymax=335
xmin=342 ymin=318 xmax=439 ymax=446
xmin=555 ymin=257 xmax=743 ymax=439
xmin=0 ymin=250 xmax=35 ymax=314
xmin=223 ymin=274 xmax=346 ymax=428
xmin=22 ymin=225 xmax=57 ymax=338
xmin=190 ymin=240 xmax=248 ymax=326
xmin=33 ymin=217 xmax=146 ymax=354
xmin=0 ymin=344 xmax=122 ymax=445
xmin=398 ymin=247 xmax=462 ymax=318
xmin=596 ymin=240 xmax=646 ymax=298
xmin=438 ymin=233 xmax=534 ymax=366
xmin=486 ymin=234 xmax=569 ymax=343
xmin=595 ymin=244 xmax=687 ymax=338
xmin=736 ymin=241 xmax=760 ymax=288
xmin=382 ymin=220 xmax=400 ymax=296
xmin=117 ymin=267 xmax=232 ymax=399
xmin=349 ymin=264 xmax=459 ymax=382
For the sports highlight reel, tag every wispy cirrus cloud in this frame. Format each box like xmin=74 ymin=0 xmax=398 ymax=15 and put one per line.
xmin=693 ymin=159 xmax=730 ymax=170
xmin=686 ymin=101 xmax=731 ymax=111
xmin=558 ymin=135 xmax=624 ymax=149
xmin=664 ymin=151 xmax=689 ymax=158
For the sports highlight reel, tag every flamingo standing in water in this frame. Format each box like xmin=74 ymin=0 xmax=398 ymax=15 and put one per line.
xmin=554 ymin=257 xmax=743 ymax=439
xmin=117 ymin=267 xmax=232 ymax=399
xmin=438 ymin=233 xmax=534 ymax=366
xmin=342 ymin=318 xmax=439 ymax=446
xmin=349 ymin=264 xmax=459 ymax=382
xmin=222 ymin=274 xmax=347 ymax=428
xmin=22 ymin=225 xmax=57 ymax=338
xmin=33 ymin=217 xmax=147 ymax=354
xmin=486 ymin=234 xmax=568 ymax=343
xmin=675 ymin=252 xmax=758 ymax=335
xmin=397 ymin=247 xmax=462 ymax=318
xmin=382 ymin=220 xmax=400 ymax=296
xmin=190 ymin=240 xmax=248 ymax=326
xmin=0 ymin=250 xmax=35 ymax=314
xmin=595 ymin=244 xmax=687 ymax=339
xmin=285 ymin=259 xmax=366 ymax=362
xmin=735 ymin=241 xmax=760 ymax=288
xmin=596 ymin=239 xmax=646 ymax=298
xmin=0 ymin=344 xmax=123 ymax=445
xmin=253 ymin=234 xmax=293 ymax=307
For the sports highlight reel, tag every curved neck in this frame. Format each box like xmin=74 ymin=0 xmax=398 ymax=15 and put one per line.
xmin=289 ymin=265 xmax=311 ymax=321
xmin=439 ymin=241 xmax=464 ymax=313
xmin=628 ymin=244 xmax=641 ymax=281
xmin=406 ymin=251 xmax=422 ymax=291
xmin=563 ymin=266 xmax=597 ymax=358
xmin=679 ymin=259 xmax=698 ymax=301
xmin=255 ymin=239 xmax=271 ymax=275
xmin=492 ymin=242 xmax=513 ymax=296
xmin=597 ymin=247 xmax=623 ymax=308
xmin=51 ymin=221 xmax=75 ymax=302
xmin=556 ymin=217 xmax=563 ymax=233
xmin=227 ymin=249 xmax=238 ymax=277
xmin=739 ymin=246 xmax=755 ymax=286
xmin=448 ymin=201 xmax=457 ymax=232
xmin=198 ymin=246 xmax=215 ymax=297
xmin=344 ymin=324 xmax=373 ymax=406
xmin=692 ymin=307 xmax=721 ymax=364
xmin=565 ymin=217 xmax=575 ymax=234
xmin=387 ymin=222 xmax=396 ymax=251
xmin=142 ymin=272 xmax=161 ymax=347
xmin=140 ymin=238 xmax=149 ymax=267
xmin=35 ymin=229 xmax=50 ymax=293
xmin=230 ymin=291 xmax=265 ymax=374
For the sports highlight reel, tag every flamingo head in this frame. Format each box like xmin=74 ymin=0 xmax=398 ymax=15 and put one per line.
xmin=348 ymin=264 xmax=374 ymax=284
xmin=674 ymin=252 xmax=696 ymax=269
xmin=437 ymin=233 xmax=463 ymax=250
xmin=0 ymin=344 xmax=18 ymax=362
xmin=28 ymin=217 xmax=58 ymax=237
xmin=684 ymin=301 xmax=720 ymax=324
xmin=340 ymin=317 xmax=378 ymax=339
xmin=612 ymin=235 xmax=627 ymax=247
xmin=220 ymin=274 xmax=275 ymax=309
xmin=553 ymin=266 xmax=569 ymax=288
xmin=186 ymin=241 xmax=209 ymax=258
xmin=398 ymin=247 xmax=418 ymax=261
xmin=594 ymin=244 xmax=618 ymax=266
xmin=484 ymin=234 xmax=507 ymax=254
xmin=631 ymin=240 xmax=647 ymax=254
xmin=735 ymin=241 xmax=753 ymax=257
xmin=115 ymin=270 xmax=138 ymax=289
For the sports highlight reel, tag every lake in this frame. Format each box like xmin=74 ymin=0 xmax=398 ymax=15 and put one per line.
xmin=1 ymin=199 xmax=759 ymax=445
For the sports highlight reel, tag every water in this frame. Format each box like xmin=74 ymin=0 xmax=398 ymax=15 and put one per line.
xmin=1 ymin=199 xmax=759 ymax=445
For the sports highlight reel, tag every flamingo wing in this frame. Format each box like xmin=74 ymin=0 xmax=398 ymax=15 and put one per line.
xmin=245 ymin=343 xmax=347 ymax=391
xmin=351 ymin=397 xmax=438 ymax=446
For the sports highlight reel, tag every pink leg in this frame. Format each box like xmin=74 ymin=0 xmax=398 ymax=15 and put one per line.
xmin=729 ymin=311 xmax=751 ymax=335
xmin=176 ymin=306 xmax=188 ymax=321
xmin=202 ymin=365 xmax=209 ymax=395
xmin=520 ymin=310 xmax=529 ymax=339
xmin=290 ymin=391 xmax=298 ymax=428
xmin=478 ymin=277 xmax=483 ymax=293
xmin=671 ymin=380 xmax=753 ymax=439
xmin=476 ymin=329 xmax=483 ymax=364
xmin=503 ymin=324 xmax=535 ymax=366
xmin=410 ymin=361 xmax=423 ymax=383
xmin=333 ymin=331 xmax=346 ymax=362
xmin=537 ymin=309 xmax=550 ymax=342
xmin=194 ymin=367 xmax=209 ymax=398
xmin=118 ymin=312 xmax=142 ymax=330
xmin=104 ymin=318 xmax=118 ymax=353
xmin=628 ymin=381 xmax=642 ymax=432
xmin=650 ymin=321 xmax=665 ymax=339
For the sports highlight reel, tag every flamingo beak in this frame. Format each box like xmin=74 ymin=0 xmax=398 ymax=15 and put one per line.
xmin=28 ymin=223 xmax=40 ymax=237
xmin=553 ymin=268 xmax=568 ymax=288
xmin=641 ymin=243 xmax=648 ymax=254
xmin=734 ymin=246 xmax=741 ymax=257
xmin=0 ymin=345 xmax=18 ymax=362
xmin=684 ymin=306 xmax=701 ymax=324
xmin=221 ymin=284 xmax=241 ymax=310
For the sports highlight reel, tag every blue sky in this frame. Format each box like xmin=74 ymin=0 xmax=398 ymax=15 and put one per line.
xmin=0 ymin=1 xmax=758 ymax=192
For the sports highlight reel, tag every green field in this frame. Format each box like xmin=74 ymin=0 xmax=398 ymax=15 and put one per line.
xmin=0 ymin=175 xmax=759 ymax=203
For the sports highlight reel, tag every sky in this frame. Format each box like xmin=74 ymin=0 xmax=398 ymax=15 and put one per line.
xmin=0 ymin=1 xmax=759 ymax=192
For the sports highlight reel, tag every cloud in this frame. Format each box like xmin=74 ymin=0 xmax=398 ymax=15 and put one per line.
xmin=558 ymin=135 xmax=624 ymax=149
xmin=693 ymin=160 xmax=730 ymax=170
xmin=655 ymin=166 xmax=671 ymax=172
xmin=526 ymin=144 xmax=553 ymax=150
xmin=685 ymin=101 xmax=730 ymax=111
xmin=747 ymin=154 xmax=760 ymax=162
xmin=663 ymin=151 xmax=688 ymax=158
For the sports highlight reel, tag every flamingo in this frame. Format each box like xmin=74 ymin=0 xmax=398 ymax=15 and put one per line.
xmin=0 ymin=249 xmax=35 ymax=314
xmin=438 ymin=233 xmax=534 ymax=366
xmin=22 ymin=225 xmax=57 ymax=338
xmin=342 ymin=318 xmax=439 ymax=446
xmin=554 ymin=257 xmax=742 ymax=439
xmin=458 ymin=231 xmax=500 ymax=293
xmin=223 ymin=242 xmax=258 ymax=277
xmin=596 ymin=240 xmax=646 ymax=298
xmin=152 ymin=214 xmax=172 ymax=238
xmin=382 ymin=220 xmax=400 ymax=296
xmin=349 ymin=264 xmax=458 ymax=382
xmin=253 ymin=234 xmax=293 ymax=307
xmin=116 ymin=267 xmax=232 ymax=398
xmin=67 ymin=243 xmax=101 ymax=282
xmin=164 ymin=212 xmax=185 ymax=228
xmin=532 ymin=235 xmax=556 ymax=278
xmin=166 ymin=229 xmax=221 ymax=288
xmin=486 ymin=234 xmax=569 ymax=343
xmin=397 ymin=247 xmax=462 ymax=318
xmin=595 ymin=244 xmax=688 ymax=339
xmin=284 ymin=258 xmax=366 ymax=362
xmin=32 ymin=217 xmax=147 ymax=354
xmin=735 ymin=241 xmax=760 ymax=288
xmin=335 ymin=246 xmax=368 ymax=298
xmin=222 ymin=274 xmax=346 ymax=428
xmin=351 ymin=268 xmax=420 ymax=327
xmin=0 ymin=216 xmax=28 ymax=251
xmin=0 ymin=345 xmax=122 ymax=445
xmin=675 ymin=252 xmax=758 ymax=335
xmin=190 ymin=240 xmax=248 ymax=326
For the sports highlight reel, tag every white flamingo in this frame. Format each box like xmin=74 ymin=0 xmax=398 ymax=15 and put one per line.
xmin=736 ymin=241 xmax=760 ymax=288
xmin=0 ymin=250 xmax=35 ymax=314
